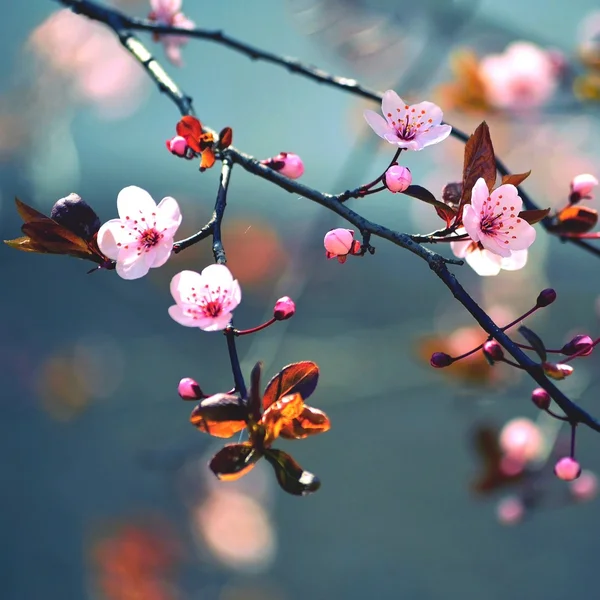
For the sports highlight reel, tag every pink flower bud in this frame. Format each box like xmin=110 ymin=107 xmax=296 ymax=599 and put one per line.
xmin=570 ymin=469 xmax=597 ymax=501
xmin=323 ymin=228 xmax=361 ymax=263
xmin=571 ymin=173 xmax=598 ymax=199
xmin=262 ymin=152 xmax=304 ymax=179
xmin=543 ymin=362 xmax=574 ymax=380
xmin=273 ymin=296 xmax=295 ymax=321
xmin=178 ymin=377 xmax=205 ymax=400
xmin=561 ymin=334 xmax=594 ymax=356
xmin=497 ymin=495 xmax=525 ymax=526
xmin=430 ymin=352 xmax=453 ymax=368
xmin=554 ymin=456 xmax=581 ymax=481
xmin=483 ymin=340 xmax=504 ymax=361
xmin=536 ymin=288 xmax=556 ymax=307
xmin=531 ymin=387 xmax=551 ymax=410
xmin=385 ymin=165 xmax=412 ymax=193
xmin=166 ymin=135 xmax=189 ymax=157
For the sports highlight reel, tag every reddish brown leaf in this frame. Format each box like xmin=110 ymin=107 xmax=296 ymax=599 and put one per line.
xmin=217 ymin=127 xmax=233 ymax=150
xmin=457 ymin=122 xmax=497 ymax=220
xmin=176 ymin=115 xmax=202 ymax=140
xmin=209 ymin=443 xmax=260 ymax=481
xmin=554 ymin=205 xmax=598 ymax=234
xmin=501 ymin=170 xmax=531 ymax=188
xmin=435 ymin=204 xmax=457 ymax=227
xmin=14 ymin=197 xmax=48 ymax=223
xmin=262 ymin=361 xmax=319 ymax=410
xmin=248 ymin=361 xmax=263 ymax=419
xmin=518 ymin=208 xmax=550 ymax=225
xmin=280 ymin=406 xmax=331 ymax=440
xmin=262 ymin=393 xmax=304 ymax=444
xmin=4 ymin=236 xmax=46 ymax=253
xmin=190 ymin=393 xmax=247 ymax=438
xmin=263 ymin=448 xmax=320 ymax=495
xmin=200 ymin=148 xmax=216 ymax=171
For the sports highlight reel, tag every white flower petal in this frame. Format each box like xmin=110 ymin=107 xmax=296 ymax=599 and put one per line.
xmin=381 ymin=90 xmax=405 ymax=124
xmin=168 ymin=304 xmax=199 ymax=327
xmin=480 ymin=233 xmax=512 ymax=257
xmin=148 ymin=239 xmax=173 ymax=268
xmin=470 ymin=178 xmax=490 ymax=214
xmin=170 ymin=270 xmax=204 ymax=304
xmin=450 ymin=238 xmax=472 ymax=259
xmin=223 ymin=279 xmax=242 ymax=311
xmin=364 ymin=110 xmax=392 ymax=139
xmin=507 ymin=221 xmax=536 ymax=250
xmin=97 ymin=219 xmax=123 ymax=260
xmin=200 ymin=263 xmax=235 ymax=289
xmin=117 ymin=186 xmax=157 ymax=221
xmin=462 ymin=205 xmax=481 ymax=242
xmin=155 ymin=196 xmax=182 ymax=233
xmin=465 ymin=248 xmax=503 ymax=276
xmin=413 ymin=124 xmax=452 ymax=150
xmin=116 ymin=251 xmax=151 ymax=280
xmin=491 ymin=184 xmax=522 ymax=214
xmin=197 ymin=313 xmax=233 ymax=332
xmin=501 ymin=249 xmax=528 ymax=271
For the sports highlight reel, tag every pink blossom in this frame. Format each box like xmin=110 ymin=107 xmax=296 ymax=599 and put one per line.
xmin=571 ymin=173 xmax=598 ymax=199
xmin=451 ymin=227 xmax=528 ymax=276
xmin=323 ymin=228 xmax=361 ymax=263
xmin=570 ymin=470 xmax=597 ymax=501
xmin=554 ymin=457 xmax=581 ymax=481
xmin=169 ymin=265 xmax=241 ymax=331
xmin=385 ymin=165 xmax=412 ymax=192
xmin=261 ymin=152 xmax=304 ymax=179
xmin=479 ymin=42 xmax=557 ymax=110
xmin=462 ymin=178 xmax=536 ymax=258
xmin=363 ymin=90 xmax=452 ymax=151
xmin=148 ymin=0 xmax=195 ymax=67
xmin=497 ymin=496 xmax=525 ymax=526
xmin=97 ymin=186 xmax=182 ymax=280
xmin=166 ymin=135 xmax=189 ymax=157
xmin=499 ymin=417 xmax=544 ymax=463
xmin=273 ymin=296 xmax=295 ymax=321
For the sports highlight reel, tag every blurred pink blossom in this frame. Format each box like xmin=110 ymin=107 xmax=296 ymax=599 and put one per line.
xmin=571 ymin=173 xmax=598 ymax=199
xmin=363 ymin=90 xmax=452 ymax=151
xmin=98 ymin=186 xmax=182 ymax=279
xmin=479 ymin=42 xmax=558 ymax=110
xmin=570 ymin=469 xmax=597 ymax=501
xmin=169 ymin=265 xmax=241 ymax=331
xmin=499 ymin=417 xmax=544 ymax=463
xmin=554 ymin=457 xmax=581 ymax=481
xmin=497 ymin=495 xmax=525 ymax=525
xmin=462 ymin=178 xmax=536 ymax=258
xmin=148 ymin=0 xmax=195 ymax=67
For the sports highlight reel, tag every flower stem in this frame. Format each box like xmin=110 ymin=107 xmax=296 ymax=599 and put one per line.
xmin=224 ymin=326 xmax=247 ymax=397
xmin=236 ymin=318 xmax=277 ymax=336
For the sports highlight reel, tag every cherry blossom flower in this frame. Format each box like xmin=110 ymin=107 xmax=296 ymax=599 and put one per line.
xmin=323 ymin=228 xmax=361 ymax=263
xmin=363 ymin=90 xmax=452 ymax=151
xmin=451 ymin=228 xmax=528 ymax=276
xmin=497 ymin=495 xmax=525 ymax=525
xmin=97 ymin=186 xmax=181 ymax=279
xmin=462 ymin=178 xmax=536 ymax=258
xmin=169 ymin=265 xmax=241 ymax=331
xmin=571 ymin=173 xmax=598 ymax=199
xmin=570 ymin=470 xmax=597 ymax=501
xmin=148 ymin=0 xmax=195 ymax=67
xmin=479 ymin=42 xmax=558 ymax=110
xmin=499 ymin=417 xmax=544 ymax=463
xmin=554 ymin=457 xmax=581 ymax=481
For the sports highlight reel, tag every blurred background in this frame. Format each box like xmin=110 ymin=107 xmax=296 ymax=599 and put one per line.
xmin=2 ymin=0 xmax=600 ymax=598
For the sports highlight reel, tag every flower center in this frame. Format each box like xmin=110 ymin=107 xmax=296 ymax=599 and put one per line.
xmin=201 ymin=300 xmax=222 ymax=318
xmin=480 ymin=213 xmax=503 ymax=236
xmin=395 ymin=115 xmax=418 ymax=141
xmin=139 ymin=228 xmax=162 ymax=249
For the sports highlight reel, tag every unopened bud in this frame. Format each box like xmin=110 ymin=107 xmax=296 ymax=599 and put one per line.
xmin=570 ymin=173 xmax=598 ymax=201
xmin=536 ymin=288 xmax=556 ymax=307
xmin=441 ymin=182 xmax=462 ymax=206
xmin=554 ymin=457 xmax=581 ymax=481
xmin=273 ymin=296 xmax=295 ymax=321
xmin=166 ymin=135 xmax=189 ymax=157
xmin=384 ymin=165 xmax=412 ymax=193
xmin=543 ymin=362 xmax=574 ymax=380
xmin=483 ymin=340 xmax=504 ymax=362
xmin=50 ymin=193 xmax=101 ymax=240
xmin=430 ymin=352 xmax=453 ymax=368
xmin=561 ymin=334 xmax=594 ymax=356
xmin=178 ymin=377 xmax=205 ymax=400
xmin=531 ymin=387 xmax=551 ymax=410
xmin=262 ymin=152 xmax=304 ymax=179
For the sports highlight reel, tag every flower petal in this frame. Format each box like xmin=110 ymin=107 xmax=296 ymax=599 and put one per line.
xmin=170 ymin=270 xmax=204 ymax=304
xmin=506 ymin=220 xmax=536 ymax=251
xmin=196 ymin=312 xmax=233 ymax=332
xmin=168 ymin=304 xmax=199 ymax=327
xmin=381 ymin=90 xmax=405 ymax=124
xmin=465 ymin=248 xmax=503 ymax=276
xmin=97 ymin=219 xmax=123 ymax=260
xmin=490 ymin=184 xmax=522 ymax=214
xmin=479 ymin=233 xmax=512 ymax=257
xmin=470 ymin=178 xmax=490 ymax=213
xmin=200 ymin=263 xmax=234 ymax=287
xmin=412 ymin=124 xmax=452 ymax=150
xmin=263 ymin=448 xmax=320 ymax=496
xmin=115 ymin=246 xmax=151 ymax=280
xmin=409 ymin=101 xmax=444 ymax=126
xmin=500 ymin=249 xmax=528 ymax=271
xmin=462 ymin=205 xmax=481 ymax=242
xmin=209 ymin=443 xmax=260 ymax=481
xmin=155 ymin=196 xmax=182 ymax=233
xmin=116 ymin=186 xmax=157 ymax=221
xmin=363 ymin=109 xmax=392 ymax=139
xmin=147 ymin=239 xmax=173 ymax=268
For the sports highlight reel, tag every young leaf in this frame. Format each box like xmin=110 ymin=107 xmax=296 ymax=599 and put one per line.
xmin=552 ymin=205 xmax=598 ymax=234
xmin=279 ymin=406 xmax=331 ymax=440
xmin=189 ymin=393 xmax=247 ymax=438
xmin=209 ymin=443 xmax=260 ymax=481
xmin=501 ymin=171 xmax=531 ymax=187
xmin=518 ymin=326 xmax=547 ymax=362
xmin=262 ymin=361 xmax=319 ymax=410
xmin=263 ymin=448 xmax=321 ymax=496
xmin=518 ymin=208 xmax=550 ymax=225
xmin=457 ymin=122 xmax=496 ymax=219
xmin=402 ymin=185 xmax=457 ymax=225
xmin=217 ymin=127 xmax=233 ymax=150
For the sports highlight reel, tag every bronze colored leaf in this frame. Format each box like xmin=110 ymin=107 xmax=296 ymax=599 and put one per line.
xmin=518 ymin=208 xmax=550 ymax=225
xmin=14 ymin=197 xmax=48 ymax=222
xmin=435 ymin=204 xmax=457 ymax=227
xmin=209 ymin=443 xmax=260 ymax=481
xmin=190 ymin=393 xmax=247 ymax=438
xmin=4 ymin=236 xmax=46 ymax=252
xmin=248 ymin=361 xmax=263 ymax=420
xmin=518 ymin=326 xmax=547 ymax=362
xmin=280 ymin=406 xmax=331 ymax=440
xmin=218 ymin=127 xmax=233 ymax=150
xmin=176 ymin=115 xmax=202 ymax=140
xmin=200 ymin=148 xmax=216 ymax=171
xmin=457 ymin=122 xmax=497 ymax=220
xmin=262 ymin=361 xmax=319 ymax=410
xmin=501 ymin=171 xmax=531 ymax=187
xmin=262 ymin=393 xmax=304 ymax=444
xmin=553 ymin=205 xmax=598 ymax=234
xmin=263 ymin=448 xmax=321 ymax=496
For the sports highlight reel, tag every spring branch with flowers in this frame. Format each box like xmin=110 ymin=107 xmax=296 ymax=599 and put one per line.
xmin=7 ymin=0 xmax=600 ymax=496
